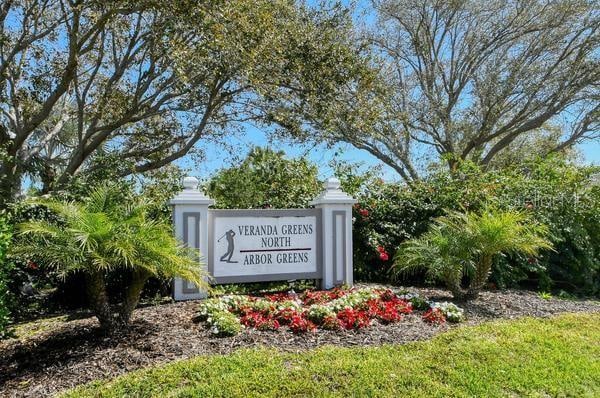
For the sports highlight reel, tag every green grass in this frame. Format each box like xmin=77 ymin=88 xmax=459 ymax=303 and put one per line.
xmin=64 ymin=313 xmax=600 ymax=398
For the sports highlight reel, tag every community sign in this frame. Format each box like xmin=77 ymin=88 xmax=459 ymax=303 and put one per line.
xmin=209 ymin=209 xmax=322 ymax=283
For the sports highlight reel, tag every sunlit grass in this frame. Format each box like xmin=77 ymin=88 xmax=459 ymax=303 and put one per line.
xmin=64 ymin=313 xmax=600 ymax=398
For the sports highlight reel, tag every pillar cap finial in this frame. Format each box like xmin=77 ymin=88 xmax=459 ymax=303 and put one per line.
xmin=325 ymin=177 xmax=341 ymax=190
xmin=183 ymin=176 xmax=199 ymax=190
xmin=309 ymin=176 xmax=356 ymax=206
xmin=170 ymin=176 xmax=215 ymax=206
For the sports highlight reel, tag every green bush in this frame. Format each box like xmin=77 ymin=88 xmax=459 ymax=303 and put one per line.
xmin=395 ymin=208 xmax=552 ymax=300
xmin=207 ymin=311 xmax=242 ymax=337
xmin=207 ymin=147 xmax=321 ymax=209
xmin=11 ymin=184 xmax=208 ymax=333
xmin=0 ymin=214 xmax=12 ymax=338
xmin=344 ymin=156 xmax=600 ymax=296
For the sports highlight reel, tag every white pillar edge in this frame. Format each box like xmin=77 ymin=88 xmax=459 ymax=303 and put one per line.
xmin=310 ymin=177 xmax=357 ymax=289
xmin=170 ymin=176 xmax=214 ymax=300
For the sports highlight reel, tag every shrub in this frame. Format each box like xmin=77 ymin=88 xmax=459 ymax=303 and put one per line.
xmin=401 ymin=294 xmax=431 ymax=311
xmin=432 ymin=302 xmax=465 ymax=323
xmin=289 ymin=315 xmax=316 ymax=333
xmin=3 ymin=202 xmax=69 ymax=320
xmin=336 ymin=308 xmax=371 ymax=330
xmin=342 ymin=157 xmax=599 ymax=295
xmin=306 ymin=304 xmax=335 ymax=324
xmin=11 ymin=185 xmax=208 ymax=333
xmin=197 ymin=298 xmax=230 ymax=321
xmin=0 ymin=214 xmax=12 ymax=338
xmin=422 ymin=308 xmax=446 ymax=324
xmin=395 ymin=208 xmax=552 ymax=300
xmin=207 ymin=147 xmax=321 ymax=209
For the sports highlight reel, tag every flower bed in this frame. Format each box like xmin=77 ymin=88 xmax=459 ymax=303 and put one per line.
xmin=196 ymin=287 xmax=464 ymax=336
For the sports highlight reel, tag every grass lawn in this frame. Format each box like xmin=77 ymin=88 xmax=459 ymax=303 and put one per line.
xmin=63 ymin=313 xmax=599 ymax=398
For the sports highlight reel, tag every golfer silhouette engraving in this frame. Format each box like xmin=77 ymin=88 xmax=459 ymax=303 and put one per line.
xmin=218 ymin=229 xmax=238 ymax=263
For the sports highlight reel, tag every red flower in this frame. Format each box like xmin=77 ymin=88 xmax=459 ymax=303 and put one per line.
xmin=423 ymin=308 xmax=446 ymax=325
xmin=376 ymin=246 xmax=389 ymax=261
xmin=378 ymin=289 xmax=395 ymax=302
xmin=240 ymin=310 xmax=280 ymax=331
xmin=256 ymin=319 xmax=280 ymax=331
xmin=289 ymin=315 xmax=316 ymax=333
xmin=301 ymin=287 xmax=348 ymax=306
xmin=27 ymin=261 xmax=38 ymax=270
xmin=359 ymin=208 xmax=369 ymax=217
xmin=361 ymin=298 xmax=409 ymax=324
xmin=336 ymin=308 xmax=371 ymax=330
xmin=275 ymin=308 xmax=300 ymax=325
xmin=301 ymin=290 xmax=331 ymax=305
xmin=321 ymin=315 xmax=342 ymax=330
xmin=395 ymin=300 xmax=413 ymax=315
xmin=264 ymin=293 xmax=291 ymax=302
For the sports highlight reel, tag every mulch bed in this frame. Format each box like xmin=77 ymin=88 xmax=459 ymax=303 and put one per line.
xmin=1 ymin=286 xmax=598 ymax=397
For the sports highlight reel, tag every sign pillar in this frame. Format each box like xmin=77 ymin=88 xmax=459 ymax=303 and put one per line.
xmin=170 ymin=176 xmax=214 ymax=300
xmin=310 ymin=178 xmax=357 ymax=289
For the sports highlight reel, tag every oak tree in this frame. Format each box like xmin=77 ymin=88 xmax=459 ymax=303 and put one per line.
xmin=0 ymin=0 xmax=362 ymax=204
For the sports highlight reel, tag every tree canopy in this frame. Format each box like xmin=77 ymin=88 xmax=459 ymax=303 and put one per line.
xmin=0 ymin=0 xmax=365 ymax=204
xmin=290 ymin=0 xmax=599 ymax=180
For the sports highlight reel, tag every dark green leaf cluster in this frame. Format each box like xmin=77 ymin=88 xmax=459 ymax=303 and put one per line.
xmin=207 ymin=147 xmax=321 ymax=209
xmin=346 ymin=156 xmax=600 ymax=296
xmin=0 ymin=214 xmax=12 ymax=338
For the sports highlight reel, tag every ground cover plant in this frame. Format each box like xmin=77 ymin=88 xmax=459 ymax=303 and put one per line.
xmin=63 ymin=313 xmax=600 ymax=397
xmin=196 ymin=287 xmax=464 ymax=336
xmin=2 ymin=286 xmax=598 ymax=397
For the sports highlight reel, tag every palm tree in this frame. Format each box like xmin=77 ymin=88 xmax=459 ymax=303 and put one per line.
xmin=394 ymin=208 xmax=552 ymax=300
xmin=12 ymin=185 xmax=207 ymax=332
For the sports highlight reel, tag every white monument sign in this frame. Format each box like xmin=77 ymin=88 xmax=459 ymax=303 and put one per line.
xmin=209 ymin=210 xmax=321 ymax=283
xmin=170 ymin=177 xmax=356 ymax=300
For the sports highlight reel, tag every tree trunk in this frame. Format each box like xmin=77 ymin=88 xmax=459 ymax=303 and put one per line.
xmin=465 ymin=256 xmax=493 ymax=300
xmin=444 ymin=269 xmax=469 ymax=300
xmin=447 ymin=281 xmax=468 ymax=301
xmin=0 ymin=157 xmax=22 ymax=207
xmin=118 ymin=269 xmax=150 ymax=325
xmin=85 ymin=271 xmax=118 ymax=332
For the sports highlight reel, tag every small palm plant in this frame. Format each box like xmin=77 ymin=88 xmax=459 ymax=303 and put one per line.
xmin=394 ymin=208 xmax=552 ymax=300
xmin=12 ymin=186 xmax=207 ymax=333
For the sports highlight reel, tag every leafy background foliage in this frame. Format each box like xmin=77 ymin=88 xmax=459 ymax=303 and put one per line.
xmin=204 ymin=148 xmax=600 ymax=296
xmin=207 ymin=147 xmax=321 ymax=209
xmin=342 ymin=156 xmax=600 ymax=295
xmin=0 ymin=214 xmax=12 ymax=337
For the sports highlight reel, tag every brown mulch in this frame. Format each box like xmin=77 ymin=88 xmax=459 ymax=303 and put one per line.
xmin=1 ymin=286 xmax=598 ymax=397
